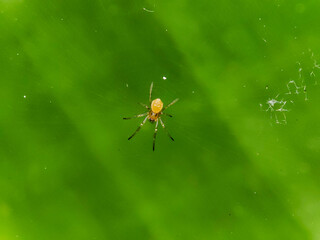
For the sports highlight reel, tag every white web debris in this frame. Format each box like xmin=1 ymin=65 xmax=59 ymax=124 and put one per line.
xmin=258 ymin=18 xmax=268 ymax=44
xmin=261 ymin=49 xmax=319 ymax=124
xmin=142 ymin=8 xmax=154 ymax=13
xmin=286 ymin=80 xmax=300 ymax=95
xmin=143 ymin=0 xmax=156 ymax=13
xmin=265 ymin=97 xmax=288 ymax=124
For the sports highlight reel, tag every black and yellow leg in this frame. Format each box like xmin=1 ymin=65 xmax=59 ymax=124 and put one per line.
xmin=160 ymin=118 xmax=174 ymax=141
xmin=149 ymin=82 xmax=153 ymax=104
xmin=128 ymin=116 xmax=148 ymax=140
xmin=123 ymin=112 xmax=148 ymax=120
xmin=163 ymin=98 xmax=179 ymax=111
xmin=153 ymin=120 xmax=159 ymax=151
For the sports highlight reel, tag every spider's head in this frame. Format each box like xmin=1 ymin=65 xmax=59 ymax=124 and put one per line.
xmin=151 ymin=98 xmax=163 ymax=113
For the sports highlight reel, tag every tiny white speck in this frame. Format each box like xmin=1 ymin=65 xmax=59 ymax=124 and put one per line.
xmin=23 ymin=95 xmax=26 ymax=99
xmin=162 ymin=76 xmax=167 ymax=80
xmin=126 ymin=83 xmax=129 ymax=88
xmin=265 ymin=86 xmax=269 ymax=90
xmin=165 ymin=29 xmax=168 ymax=32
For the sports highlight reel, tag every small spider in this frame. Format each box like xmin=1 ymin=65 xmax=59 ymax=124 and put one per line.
xmin=123 ymin=82 xmax=179 ymax=151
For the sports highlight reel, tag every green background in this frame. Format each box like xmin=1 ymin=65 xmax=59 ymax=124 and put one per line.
xmin=1 ymin=0 xmax=320 ymax=239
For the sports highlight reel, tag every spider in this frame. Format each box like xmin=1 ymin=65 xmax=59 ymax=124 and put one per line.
xmin=123 ymin=82 xmax=179 ymax=151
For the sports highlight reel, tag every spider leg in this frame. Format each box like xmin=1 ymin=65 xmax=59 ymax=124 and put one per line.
xmin=159 ymin=118 xmax=174 ymax=141
xmin=123 ymin=112 xmax=148 ymax=120
xmin=153 ymin=119 xmax=159 ymax=151
xmin=149 ymin=82 xmax=153 ymax=104
xmin=162 ymin=112 xmax=173 ymax=118
xmin=139 ymin=102 xmax=150 ymax=109
xmin=163 ymin=98 xmax=179 ymax=111
xmin=128 ymin=116 xmax=148 ymax=140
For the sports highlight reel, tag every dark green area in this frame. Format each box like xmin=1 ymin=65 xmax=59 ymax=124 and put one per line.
xmin=1 ymin=0 xmax=320 ymax=239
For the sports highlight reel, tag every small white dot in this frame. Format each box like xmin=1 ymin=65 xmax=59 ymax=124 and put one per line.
xmin=23 ymin=95 xmax=27 ymax=99
xmin=162 ymin=76 xmax=167 ymax=80
xmin=126 ymin=83 xmax=129 ymax=87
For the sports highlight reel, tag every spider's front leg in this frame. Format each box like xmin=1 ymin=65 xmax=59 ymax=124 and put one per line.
xmin=159 ymin=118 xmax=174 ymax=141
xmin=123 ymin=112 xmax=148 ymax=120
xmin=153 ymin=119 xmax=159 ymax=151
xmin=128 ymin=116 xmax=148 ymax=140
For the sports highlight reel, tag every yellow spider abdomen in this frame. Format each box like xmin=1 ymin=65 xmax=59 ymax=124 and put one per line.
xmin=151 ymin=98 xmax=163 ymax=113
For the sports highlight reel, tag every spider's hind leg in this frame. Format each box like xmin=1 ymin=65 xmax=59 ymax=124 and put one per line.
xmin=149 ymin=82 xmax=153 ymax=104
xmin=139 ymin=102 xmax=150 ymax=109
xmin=163 ymin=98 xmax=179 ymax=111
xmin=162 ymin=113 xmax=173 ymax=118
